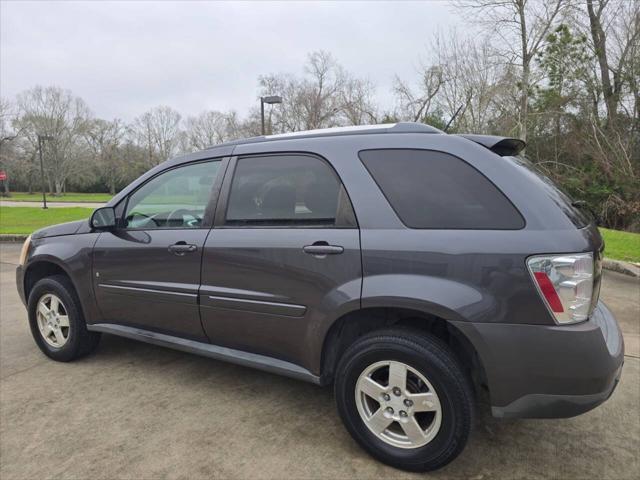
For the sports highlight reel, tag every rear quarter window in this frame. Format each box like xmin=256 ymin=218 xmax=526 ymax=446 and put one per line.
xmin=505 ymin=156 xmax=590 ymax=228
xmin=359 ymin=149 xmax=524 ymax=230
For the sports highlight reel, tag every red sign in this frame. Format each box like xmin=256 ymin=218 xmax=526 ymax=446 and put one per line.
xmin=0 ymin=171 xmax=6 ymax=181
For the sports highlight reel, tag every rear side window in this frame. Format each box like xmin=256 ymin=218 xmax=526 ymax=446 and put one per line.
xmin=359 ymin=149 xmax=524 ymax=229
xmin=506 ymin=156 xmax=590 ymax=228
xmin=225 ymin=154 xmax=356 ymax=227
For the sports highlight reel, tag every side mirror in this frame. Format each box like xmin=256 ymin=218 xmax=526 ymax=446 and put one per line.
xmin=90 ymin=207 xmax=117 ymax=230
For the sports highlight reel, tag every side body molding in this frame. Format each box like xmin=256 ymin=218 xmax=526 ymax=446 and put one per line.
xmin=87 ymin=323 xmax=321 ymax=384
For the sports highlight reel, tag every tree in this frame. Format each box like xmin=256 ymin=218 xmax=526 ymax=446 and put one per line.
xmin=394 ymin=33 xmax=515 ymax=134
xmin=532 ymin=24 xmax=591 ymax=158
xmin=526 ymin=10 xmax=639 ymax=231
xmin=0 ymin=98 xmax=19 ymax=195
xmin=394 ymin=65 xmax=444 ymax=123
xmin=258 ymin=50 xmax=376 ymax=133
xmin=132 ymin=106 xmax=182 ymax=167
xmin=183 ymin=110 xmax=233 ymax=150
xmin=455 ymin=0 xmax=567 ymax=141
xmin=585 ymin=0 xmax=640 ymax=126
xmin=85 ymin=119 xmax=127 ymax=194
xmin=0 ymin=98 xmax=18 ymax=146
xmin=298 ymin=51 xmax=346 ymax=129
xmin=434 ymin=34 xmax=507 ymax=133
xmin=340 ymin=77 xmax=378 ymax=125
xmin=14 ymin=86 xmax=92 ymax=195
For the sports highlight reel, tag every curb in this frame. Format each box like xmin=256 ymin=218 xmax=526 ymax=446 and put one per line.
xmin=0 ymin=234 xmax=28 ymax=242
xmin=1 ymin=234 xmax=638 ymax=278
xmin=602 ymin=258 xmax=640 ymax=278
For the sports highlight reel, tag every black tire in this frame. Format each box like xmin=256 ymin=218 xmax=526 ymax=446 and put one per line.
xmin=27 ymin=274 xmax=101 ymax=362
xmin=334 ymin=328 xmax=473 ymax=472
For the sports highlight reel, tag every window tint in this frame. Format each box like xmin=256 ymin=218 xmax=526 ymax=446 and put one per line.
xmin=506 ymin=155 xmax=589 ymax=228
xmin=225 ymin=154 xmax=355 ymax=227
xmin=359 ymin=149 xmax=524 ymax=229
xmin=125 ymin=161 xmax=220 ymax=229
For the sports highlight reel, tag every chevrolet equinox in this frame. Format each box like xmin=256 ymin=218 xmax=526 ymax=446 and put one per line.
xmin=16 ymin=123 xmax=624 ymax=471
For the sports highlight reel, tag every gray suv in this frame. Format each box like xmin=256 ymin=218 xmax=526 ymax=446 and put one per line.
xmin=16 ymin=123 xmax=623 ymax=471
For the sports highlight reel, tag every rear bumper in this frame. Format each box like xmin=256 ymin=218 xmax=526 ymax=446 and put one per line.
xmin=452 ymin=301 xmax=624 ymax=419
xmin=491 ymin=363 xmax=622 ymax=418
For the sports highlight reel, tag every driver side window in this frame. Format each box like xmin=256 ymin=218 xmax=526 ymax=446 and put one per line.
xmin=124 ymin=160 xmax=221 ymax=229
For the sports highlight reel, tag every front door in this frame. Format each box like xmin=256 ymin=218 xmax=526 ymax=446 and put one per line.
xmin=199 ymin=154 xmax=362 ymax=369
xmin=93 ymin=159 xmax=224 ymax=341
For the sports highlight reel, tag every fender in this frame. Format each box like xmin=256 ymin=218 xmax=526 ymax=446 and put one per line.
xmin=309 ymin=273 xmax=497 ymax=377
xmin=23 ymin=233 xmax=102 ymax=323
xmin=361 ymin=274 xmax=497 ymax=323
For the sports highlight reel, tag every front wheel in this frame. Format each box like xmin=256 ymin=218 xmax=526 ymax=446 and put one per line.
xmin=334 ymin=329 xmax=474 ymax=472
xmin=28 ymin=275 xmax=101 ymax=362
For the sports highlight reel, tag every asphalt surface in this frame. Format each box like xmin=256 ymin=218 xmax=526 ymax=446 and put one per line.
xmin=1 ymin=242 xmax=639 ymax=479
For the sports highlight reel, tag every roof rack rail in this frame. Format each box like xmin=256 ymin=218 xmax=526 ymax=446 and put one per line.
xmin=206 ymin=122 xmax=443 ymax=149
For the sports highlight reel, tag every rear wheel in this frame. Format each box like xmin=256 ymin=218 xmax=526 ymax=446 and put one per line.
xmin=334 ymin=329 xmax=473 ymax=471
xmin=28 ymin=275 xmax=101 ymax=361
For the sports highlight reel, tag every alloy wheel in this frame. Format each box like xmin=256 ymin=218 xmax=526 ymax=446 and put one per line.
xmin=355 ymin=360 xmax=442 ymax=449
xmin=36 ymin=293 xmax=70 ymax=348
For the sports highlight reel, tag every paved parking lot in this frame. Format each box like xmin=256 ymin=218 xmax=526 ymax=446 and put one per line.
xmin=1 ymin=242 xmax=638 ymax=479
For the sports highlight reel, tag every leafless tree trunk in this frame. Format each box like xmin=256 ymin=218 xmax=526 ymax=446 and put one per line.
xmin=14 ymin=86 xmax=92 ymax=195
xmin=395 ymin=66 xmax=443 ymax=123
xmin=183 ymin=110 xmax=234 ymax=150
xmin=455 ymin=0 xmax=566 ymax=140
xmin=585 ymin=0 xmax=640 ymax=126
xmin=258 ymin=50 xmax=375 ymax=133
xmin=587 ymin=0 xmax=616 ymax=124
xmin=132 ymin=106 xmax=182 ymax=166
xmin=85 ymin=118 xmax=126 ymax=194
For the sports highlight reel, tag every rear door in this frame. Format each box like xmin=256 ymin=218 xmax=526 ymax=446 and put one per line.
xmin=92 ymin=158 xmax=226 ymax=341
xmin=199 ymin=153 xmax=361 ymax=368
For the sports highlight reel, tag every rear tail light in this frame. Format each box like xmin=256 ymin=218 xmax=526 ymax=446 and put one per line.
xmin=527 ymin=252 xmax=594 ymax=324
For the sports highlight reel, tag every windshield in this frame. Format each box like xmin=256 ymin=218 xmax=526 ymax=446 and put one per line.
xmin=506 ymin=156 xmax=591 ymax=228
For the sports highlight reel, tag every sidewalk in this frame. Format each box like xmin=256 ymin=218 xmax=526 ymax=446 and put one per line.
xmin=0 ymin=200 xmax=103 ymax=208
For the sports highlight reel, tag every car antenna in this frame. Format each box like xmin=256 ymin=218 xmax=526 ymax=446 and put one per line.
xmin=444 ymin=104 xmax=465 ymax=133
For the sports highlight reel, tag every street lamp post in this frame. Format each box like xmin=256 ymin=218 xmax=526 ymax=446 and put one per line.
xmin=260 ymin=95 xmax=282 ymax=135
xmin=37 ymin=134 xmax=53 ymax=209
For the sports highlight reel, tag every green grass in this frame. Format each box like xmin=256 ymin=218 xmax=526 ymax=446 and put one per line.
xmin=2 ymin=192 xmax=200 ymax=205
xmin=599 ymin=228 xmax=640 ymax=263
xmin=0 ymin=207 xmax=93 ymax=234
xmin=2 ymin=192 xmax=112 ymax=202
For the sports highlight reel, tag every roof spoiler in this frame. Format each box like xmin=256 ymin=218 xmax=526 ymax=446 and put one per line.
xmin=456 ymin=134 xmax=526 ymax=156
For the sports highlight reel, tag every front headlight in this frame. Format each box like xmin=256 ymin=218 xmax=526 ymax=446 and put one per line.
xmin=18 ymin=235 xmax=32 ymax=266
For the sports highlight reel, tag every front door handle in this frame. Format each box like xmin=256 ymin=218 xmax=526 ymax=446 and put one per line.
xmin=303 ymin=243 xmax=344 ymax=256
xmin=168 ymin=242 xmax=197 ymax=256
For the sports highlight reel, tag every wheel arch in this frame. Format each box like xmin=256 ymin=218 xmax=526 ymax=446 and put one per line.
xmin=319 ymin=306 xmax=489 ymax=402
xmin=23 ymin=257 xmax=75 ymax=301
xmin=22 ymin=254 xmax=99 ymax=323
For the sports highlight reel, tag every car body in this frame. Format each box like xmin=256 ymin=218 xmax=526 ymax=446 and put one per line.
xmin=16 ymin=122 xmax=624 ymax=470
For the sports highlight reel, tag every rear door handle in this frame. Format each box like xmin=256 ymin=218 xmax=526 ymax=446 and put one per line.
xmin=168 ymin=242 xmax=197 ymax=256
xmin=303 ymin=244 xmax=344 ymax=256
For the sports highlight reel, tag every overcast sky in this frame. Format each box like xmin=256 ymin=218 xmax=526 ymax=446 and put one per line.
xmin=1 ymin=1 xmax=462 ymax=121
